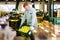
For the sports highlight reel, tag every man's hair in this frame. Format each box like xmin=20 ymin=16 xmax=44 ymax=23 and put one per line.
xmin=23 ymin=2 xmax=28 ymax=7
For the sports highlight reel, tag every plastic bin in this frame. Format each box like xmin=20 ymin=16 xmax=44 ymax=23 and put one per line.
xmin=17 ymin=26 xmax=31 ymax=37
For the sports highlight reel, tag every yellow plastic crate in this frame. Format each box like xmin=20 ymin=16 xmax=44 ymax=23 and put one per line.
xmin=38 ymin=23 xmax=43 ymax=27
xmin=10 ymin=20 xmax=18 ymax=21
xmin=18 ymin=26 xmax=30 ymax=33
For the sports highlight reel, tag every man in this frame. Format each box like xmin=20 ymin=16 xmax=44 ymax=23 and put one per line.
xmin=19 ymin=2 xmax=38 ymax=40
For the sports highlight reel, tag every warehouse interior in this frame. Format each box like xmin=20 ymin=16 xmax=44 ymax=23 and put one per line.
xmin=0 ymin=0 xmax=60 ymax=40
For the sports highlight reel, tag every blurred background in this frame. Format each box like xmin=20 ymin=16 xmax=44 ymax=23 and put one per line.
xmin=0 ymin=0 xmax=60 ymax=40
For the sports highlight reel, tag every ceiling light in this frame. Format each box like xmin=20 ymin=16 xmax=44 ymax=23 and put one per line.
xmin=38 ymin=0 xmax=40 ymax=1
xmin=46 ymin=0 xmax=56 ymax=1
xmin=30 ymin=0 xmax=32 ymax=1
xmin=6 ymin=0 xmax=8 ymax=1
xmin=54 ymin=0 xmax=56 ymax=1
xmin=46 ymin=0 xmax=48 ymax=1
xmin=14 ymin=0 xmax=16 ymax=1
xmin=22 ymin=0 xmax=24 ymax=1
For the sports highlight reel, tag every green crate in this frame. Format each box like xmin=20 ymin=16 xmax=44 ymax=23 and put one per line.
xmin=53 ymin=17 xmax=60 ymax=24
xmin=9 ymin=19 xmax=20 ymax=30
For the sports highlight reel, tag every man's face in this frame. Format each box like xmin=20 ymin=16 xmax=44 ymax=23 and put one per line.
xmin=24 ymin=5 xmax=29 ymax=10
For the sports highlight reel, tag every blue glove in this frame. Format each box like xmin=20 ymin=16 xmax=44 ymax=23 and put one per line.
xmin=19 ymin=24 xmax=22 ymax=28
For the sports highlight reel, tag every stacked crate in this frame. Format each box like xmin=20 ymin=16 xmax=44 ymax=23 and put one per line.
xmin=57 ymin=9 xmax=60 ymax=17
xmin=9 ymin=13 xmax=21 ymax=30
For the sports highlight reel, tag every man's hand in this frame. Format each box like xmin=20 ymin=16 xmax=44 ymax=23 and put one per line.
xmin=30 ymin=26 xmax=34 ymax=30
xmin=30 ymin=26 xmax=37 ymax=33
xmin=19 ymin=24 xmax=22 ymax=28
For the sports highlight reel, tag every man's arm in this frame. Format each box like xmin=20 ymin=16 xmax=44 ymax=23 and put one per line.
xmin=31 ymin=8 xmax=36 ymax=27
xmin=19 ymin=13 xmax=26 ymax=27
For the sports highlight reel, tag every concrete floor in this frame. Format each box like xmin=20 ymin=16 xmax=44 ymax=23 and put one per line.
xmin=0 ymin=32 xmax=60 ymax=40
xmin=0 ymin=16 xmax=60 ymax=40
xmin=11 ymin=36 xmax=60 ymax=40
